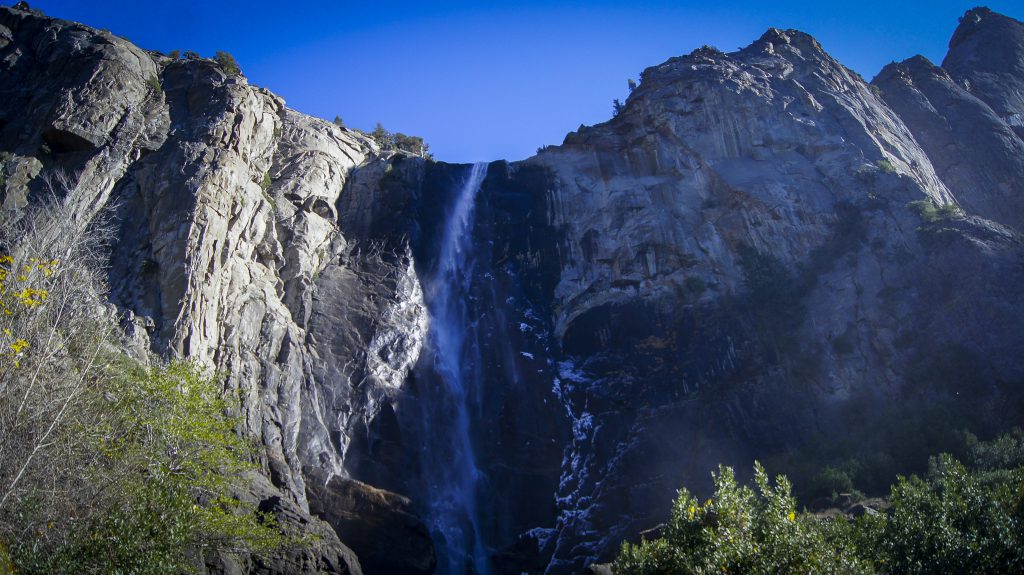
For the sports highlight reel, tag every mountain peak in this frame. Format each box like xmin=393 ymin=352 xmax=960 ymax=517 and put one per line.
xmin=948 ymin=6 xmax=1022 ymax=52
xmin=943 ymin=7 xmax=1024 ymax=124
xmin=755 ymin=27 xmax=824 ymax=52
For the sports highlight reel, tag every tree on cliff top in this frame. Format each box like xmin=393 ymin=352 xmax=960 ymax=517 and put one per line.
xmin=215 ymin=51 xmax=241 ymax=76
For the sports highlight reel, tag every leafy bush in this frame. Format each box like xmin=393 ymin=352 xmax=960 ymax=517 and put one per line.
xmin=875 ymin=159 xmax=897 ymax=173
xmin=615 ymin=463 xmax=871 ymax=575
xmin=333 ymin=115 xmax=345 ymax=128
xmin=907 ymin=199 xmax=963 ymax=224
xmin=966 ymin=428 xmax=1024 ymax=471
xmin=394 ymin=132 xmax=430 ymax=157
xmin=865 ymin=454 xmax=1024 ymax=574
xmin=368 ymin=124 xmax=432 ymax=158
xmin=168 ymin=49 xmax=181 ymax=59
xmin=614 ymin=433 xmax=1024 ymax=575
xmin=214 ymin=51 xmax=241 ymax=76
xmin=8 ymin=361 xmax=284 ymax=575
xmin=809 ymin=465 xmax=855 ymax=500
xmin=0 ymin=187 xmax=284 ymax=574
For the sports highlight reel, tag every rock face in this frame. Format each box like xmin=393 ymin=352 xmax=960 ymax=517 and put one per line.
xmin=873 ymin=10 xmax=1024 ymax=232
xmin=2 ymin=4 xmax=1023 ymax=575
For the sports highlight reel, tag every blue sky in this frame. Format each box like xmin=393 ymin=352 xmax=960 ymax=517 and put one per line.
xmin=22 ymin=1 xmax=1024 ymax=163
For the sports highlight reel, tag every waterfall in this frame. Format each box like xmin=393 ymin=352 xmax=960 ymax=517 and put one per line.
xmin=420 ymin=162 xmax=491 ymax=575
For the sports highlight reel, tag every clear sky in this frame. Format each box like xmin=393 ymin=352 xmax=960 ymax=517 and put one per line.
xmin=19 ymin=1 xmax=1024 ymax=163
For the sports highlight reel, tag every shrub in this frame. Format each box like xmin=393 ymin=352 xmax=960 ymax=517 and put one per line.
xmin=965 ymin=428 xmax=1024 ymax=471
xmin=615 ymin=463 xmax=872 ymax=575
xmin=214 ymin=51 xmax=240 ymax=76
xmin=394 ymin=132 xmax=430 ymax=157
xmin=146 ymin=75 xmax=162 ymax=92
xmin=333 ymin=115 xmax=345 ymax=128
xmin=613 ymin=98 xmax=625 ymax=117
xmin=0 ymin=183 xmax=284 ymax=573
xmin=907 ymin=199 xmax=963 ymax=224
xmin=809 ymin=466 xmax=856 ymax=500
xmin=868 ymin=454 xmax=1024 ymax=574
xmin=875 ymin=159 xmax=897 ymax=173
xmin=368 ymin=125 xmax=432 ymax=158
xmin=168 ymin=49 xmax=181 ymax=59
xmin=615 ymin=433 xmax=1024 ymax=575
xmin=7 ymin=361 xmax=285 ymax=575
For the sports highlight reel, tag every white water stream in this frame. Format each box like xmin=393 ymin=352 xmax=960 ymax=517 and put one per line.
xmin=421 ymin=162 xmax=490 ymax=575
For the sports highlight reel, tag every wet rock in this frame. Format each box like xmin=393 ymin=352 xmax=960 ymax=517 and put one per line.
xmin=307 ymin=477 xmax=435 ymax=575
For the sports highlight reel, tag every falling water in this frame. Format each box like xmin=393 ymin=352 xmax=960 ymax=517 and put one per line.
xmin=421 ymin=162 xmax=490 ymax=575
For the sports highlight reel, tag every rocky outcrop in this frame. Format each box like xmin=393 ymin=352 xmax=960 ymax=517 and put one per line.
xmin=2 ymin=4 xmax=1023 ymax=575
xmin=942 ymin=7 xmax=1024 ymax=137
xmin=0 ymin=4 xmax=424 ymax=574
xmin=308 ymin=477 xmax=436 ymax=575
xmin=874 ymin=24 xmax=1024 ymax=232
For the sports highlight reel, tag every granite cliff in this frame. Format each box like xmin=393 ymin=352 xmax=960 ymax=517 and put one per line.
xmin=1 ymin=4 xmax=1022 ymax=574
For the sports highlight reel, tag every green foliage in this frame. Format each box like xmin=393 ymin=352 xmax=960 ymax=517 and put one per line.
xmin=0 ymin=542 xmax=12 ymax=575
xmin=261 ymin=171 xmax=272 ymax=192
xmin=907 ymin=199 xmax=963 ymax=224
xmin=615 ymin=433 xmax=1024 ymax=575
xmin=615 ymin=463 xmax=872 ymax=575
xmin=367 ymin=124 xmax=432 ymax=158
xmin=7 ymin=360 xmax=283 ymax=574
xmin=371 ymin=122 xmax=395 ymax=150
xmin=333 ymin=115 xmax=345 ymax=128
xmin=183 ymin=50 xmax=200 ymax=60
xmin=613 ymin=98 xmax=625 ymax=117
xmin=875 ymin=159 xmax=897 ymax=173
xmin=168 ymin=49 xmax=181 ymax=60
xmin=769 ymin=399 xmax=994 ymax=502
xmin=394 ymin=132 xmax=430 ymax=158
xmin=628 ymin=78 xmax=638 ymax=93
xmin=866 ymin=454 xmax=1024 ymax=574
xmin=214 ymin=51 xmax=241 ymax=76
xmin=810 ymin=465 xmax=855 ymax=500
xmin=146 ymin=75 xmax=162 ymax=92
xmin=966 ymin=428 xmax=1024 ymax=472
